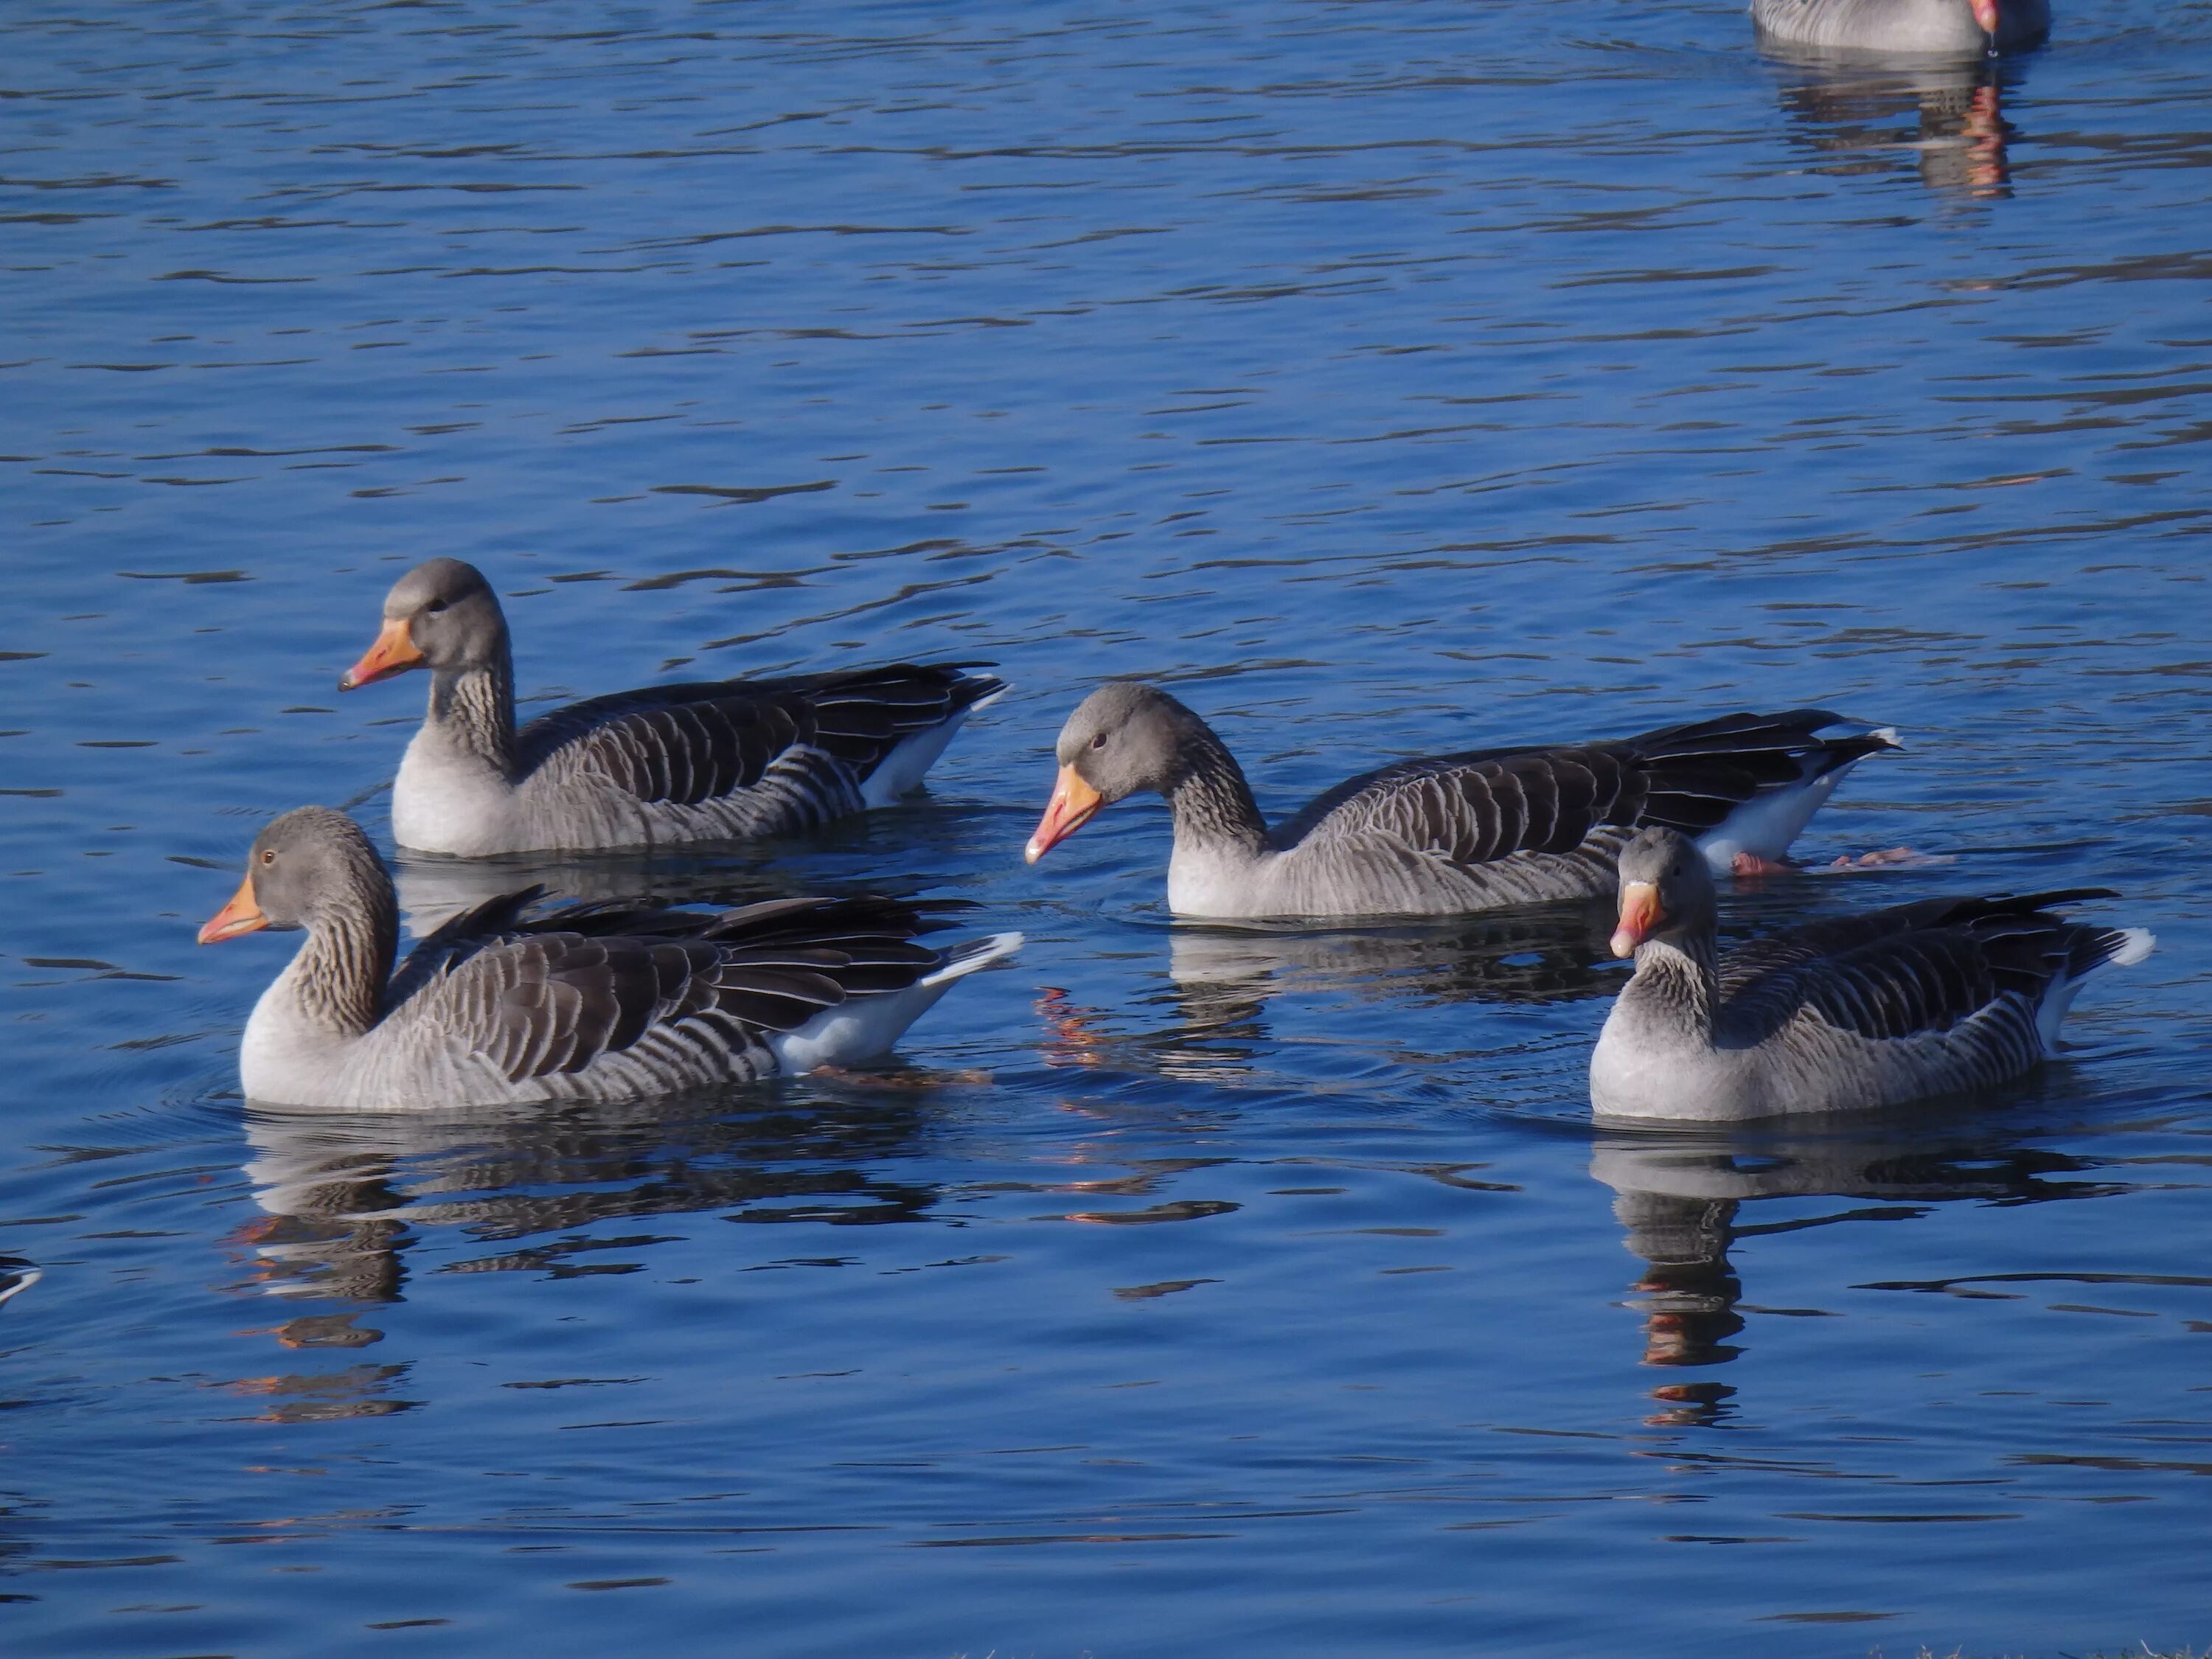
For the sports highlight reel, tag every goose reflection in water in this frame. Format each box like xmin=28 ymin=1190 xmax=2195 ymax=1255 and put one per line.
xmin=389 ymin=799 xmax=1009 ymax=937
xmin=232 ymin=1091 xmax=939 ymax=1370
xmin=1040 ymin=904 xmax=1617 ymax=1082
xmin=1765 ymin=45 xmax=2028 ymax=200
xmin=1591 ymin=1124 xmax=2110 ymax=1426
xmin=393 ymin=845 xmax=814 ymax=939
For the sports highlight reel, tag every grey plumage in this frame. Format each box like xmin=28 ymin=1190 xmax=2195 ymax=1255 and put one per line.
xmin=1751 ymin=0 xmax=2050 ymax=55
xmin=204 ymin=807 xmax=1020 ymax=1110
xmin=344 ymin=558 xmax=1003 ymax=855
xmin=1590 ymin=827 xmax=2151 ymax=1121
xmin=1029 ymin=683 xmax=1897 ymax=919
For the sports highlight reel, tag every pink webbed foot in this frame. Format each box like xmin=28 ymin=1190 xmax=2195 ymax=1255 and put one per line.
xmin=1730 ymin=852 xmax=1797 ymax=877
xmin=1825 ymin=846 xmax=1957 ymax=871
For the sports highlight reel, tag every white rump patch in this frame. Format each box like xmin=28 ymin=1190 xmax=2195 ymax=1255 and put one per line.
xmin=2034 ymin=928 xmax=2154 ymax=1051
xmin=768 ymin=931 xmax=1023 ymax=1071
xmin=860 ymin=689 xmax=1002 ymax=809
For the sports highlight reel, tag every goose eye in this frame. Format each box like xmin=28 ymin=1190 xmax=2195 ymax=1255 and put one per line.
xmin=425 ymin=598 xmax=449 ymax=614
xmin=260 ymin=849 xmax=275 ymax=866
xmin=1089 ymin=732 xmax=1107 ymax=751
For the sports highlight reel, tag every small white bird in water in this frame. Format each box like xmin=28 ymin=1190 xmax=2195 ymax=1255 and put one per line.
xmin=1590 ymin=827 xmax=2150 ymax=1121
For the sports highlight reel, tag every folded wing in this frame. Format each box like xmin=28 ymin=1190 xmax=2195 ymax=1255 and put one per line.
xmin=1721 ymin=888 xmax=2132 ymax=1047
xmin=1279 ymin=708 xmax=1891 ymax=869
xmin=386 ymin=894 xmax=958 ymax=1083
xmin=517 ymin=663 xmax=1004 ymax=807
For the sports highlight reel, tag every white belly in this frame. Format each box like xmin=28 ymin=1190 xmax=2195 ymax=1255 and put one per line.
xmin=392 ymin=733 xmax=521 ymax=856
xmin=1166 ymin=843 xmax=1273 ymax=919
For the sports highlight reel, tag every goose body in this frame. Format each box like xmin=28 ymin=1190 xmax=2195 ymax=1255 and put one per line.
xmin=1026 ymin=684 xmax=1899 ymax=920
xmin=1752 ymin=0 xmax=2049 ymax=55
xmin=343 ymin=559 xmax=1002 ymax=856
xmin=201 ymin=807 xmax=1020 ymax=1110
xmin=1590 ymin=827 xmax=2149 ymax=1121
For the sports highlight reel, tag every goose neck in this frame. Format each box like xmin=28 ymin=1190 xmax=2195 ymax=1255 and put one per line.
xmin=1623 ymin=931 xmax=1719 ymax=1046
xmin=287 ymin=882 xmax=398 ymax=1041
xmin=1165 ymin=723 xmax=1267 ymax=858
xmin=426 ymin=652 xmax=518 ymax=778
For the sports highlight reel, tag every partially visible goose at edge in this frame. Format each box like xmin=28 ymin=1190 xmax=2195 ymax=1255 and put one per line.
xmin=338 ymin=558 xmax=1004 ymax=855
xmin=1752 ymin=0 xmax=2050 ymax=55
xmin=1590 ymin=827 xmax=2150 ymax=1121
xmin=198 ymin=807 xmax=1021 ymax=1110
xmin=1024 ymin=681 xmax=1902 ymax=919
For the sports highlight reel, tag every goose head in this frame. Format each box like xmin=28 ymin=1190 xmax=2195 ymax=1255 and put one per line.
xmin=1610 ymin=827 xmax=1718 ymax=959
xmin=339 ymin=557 xmax=509 ymax=692
xmin=199 ymin=807 xmax=389 ymax=944
xmin=1026 ymin=681 xmax=1200 ymax=863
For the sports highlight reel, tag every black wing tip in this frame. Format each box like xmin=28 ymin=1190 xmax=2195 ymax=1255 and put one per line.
xmin=698 ymin=891 xmax=975 ymax=941
xmin=947 ymin=668 xmax=1007 ymax=709
xmin=1632 ymin=708 xmax=1902 ymax=755
xmin=1984 ymin=886 xmax=2121 ymax=915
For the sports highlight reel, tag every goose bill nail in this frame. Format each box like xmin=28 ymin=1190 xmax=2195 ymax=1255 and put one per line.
xmin=1025 ymin=768 xmax=1102 ymax=863
xmin=340 ymin=617 xmax=425 ymax=691
xmin=1611 ymin=881 xmax=1662 ymax=958
xmin=1971 ymin=0 xmax=1998 ymax=29
xmin=198 ymin=876 xmax=269 ymax=945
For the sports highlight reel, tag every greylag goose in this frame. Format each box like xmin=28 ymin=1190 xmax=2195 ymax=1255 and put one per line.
xmin=1024 ymin=682 xmax=1899 ymax=919
xmin=1752 ymin=0 xmax=2049 ymax=55
xmin=198 ymin=807 xmax=1021 ymax=1110
xmin=338 ymin=558 xmax=1004 ymax=855
xmin=1590 ymin=827 xmax=2150 ymax=1121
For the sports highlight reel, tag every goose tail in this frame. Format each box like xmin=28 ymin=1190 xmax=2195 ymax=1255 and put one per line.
xmin=922 ymin=931 xmax=1026 ymax=986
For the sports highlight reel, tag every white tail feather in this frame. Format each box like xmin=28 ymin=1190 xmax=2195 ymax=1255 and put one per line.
xmin=2110 ymin=927 xmax=2156 ymax=968
xmin=922 ymin=930 xmax=1025 ymax=985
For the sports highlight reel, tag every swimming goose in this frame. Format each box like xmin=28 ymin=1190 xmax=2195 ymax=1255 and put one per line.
xmin=338 ymin=558 xmax=1004 ymax=855
xmin=1590 ymin=827 xmax=2150 ymax=1121
xmin=1024 ymin=682 xmax=1899 ymax=919
xmin=198 ymin=807 xmax=1022 ymax=1110
xmin=1752 ymin=0 xmax=2049 ymax=55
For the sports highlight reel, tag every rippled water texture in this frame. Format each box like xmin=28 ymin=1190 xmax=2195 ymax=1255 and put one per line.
xmin=4 ymin=1 xmax=2210 ymax=1652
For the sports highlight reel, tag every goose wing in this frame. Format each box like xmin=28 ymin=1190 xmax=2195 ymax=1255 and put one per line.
xmin=384 ymin=895 xmax=956 ymax=1082
xmin=1720 ymin=888 xmax=2129 ymax=1044
xmin=1278 ymin=744 xmax=1639 ymax=864
xmin=515 ymin=664 xmax=1001 ymax=806
xmin=383 ymin=885 xmax=546 ymax=1009
xmin=1618 ymin=708 xmax=1896 ymax=838
xmin=1277 ymin=709 xmax=1892 ymax=866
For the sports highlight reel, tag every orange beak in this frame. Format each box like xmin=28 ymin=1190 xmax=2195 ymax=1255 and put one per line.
xmin=1610 ymin=882 xmax=1663 ymax=959
xmin=199 ymin=874 xmax=270 ymax=945
xmin=339 ymin=616 xmax=425 ymax=692
xmin=1024 ymin=765 xmax=1104 ymax=864
xmin=1971 ymin=0 xmax=1999 ymax=32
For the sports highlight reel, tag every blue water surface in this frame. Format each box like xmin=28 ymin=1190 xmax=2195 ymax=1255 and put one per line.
xmin=2 ymin=0 xmax=2209 ymax=1654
